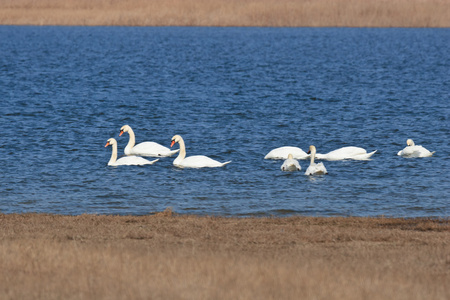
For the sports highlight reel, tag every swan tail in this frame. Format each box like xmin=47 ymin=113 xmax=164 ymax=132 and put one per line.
xmin=353 ymin=150 xmax=377 ymax=160
xmin=364 ymin=149 xmax=377 ymax=159
xmin=148 ymin=159 xmax=160 ymax=165
xmin=168 ymin=149 xmax=180 ymax=156
xmin=157 ymin=149 xmax=180 ymax=157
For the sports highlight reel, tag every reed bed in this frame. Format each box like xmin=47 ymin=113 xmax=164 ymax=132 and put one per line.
xmin=0 ymin=212 xmax=448 ymax=299
xmin=0 ymin=0 xmax=449 ymax=27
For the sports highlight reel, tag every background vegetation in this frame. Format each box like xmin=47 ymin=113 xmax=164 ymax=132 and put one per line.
xmin=1 ymin=213 xmax=448 ymax=299
xmin=0 ymin=0 xmax=449 ymax=27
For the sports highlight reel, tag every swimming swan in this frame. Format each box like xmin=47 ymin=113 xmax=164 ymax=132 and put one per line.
xmin=264 ymin=146 xmax=309 ymax=160
xmin=170 ymin=135 xmax=231 ymax=168
xmin=397 ymin=139 xmax=435 ymax=158
xmin=119 ymin=125 xmax=179 ymax=157
xmin=315 ymin=146 xmax=377 ymax=161
xmin=281 ymin=154 xmax=302 ymax=171
xmin=305 ymin=146 xmax=328 ymax=176
xmin=105 ymin=138 xmax=159 ymax=166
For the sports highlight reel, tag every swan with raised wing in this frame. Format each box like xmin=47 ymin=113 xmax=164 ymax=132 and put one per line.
xmin=105 ymin=138 xmax=159 ymax=166
xmin=305 ymin=145 xmax=328 ymax=176
xmin=170 ymin=135 xmax=231 ymax=168
xmin=281 ymin=154 xmax=302 ymax=171
xmin=397 ymin=139 xmax=435 ymax=158
xmin=119 ymin=125 xmax=179 ymax=157
xmin=264 ymin=146 xmax=309 ymax=160
xmin=315 ymin=146 xmax=377 ymax=161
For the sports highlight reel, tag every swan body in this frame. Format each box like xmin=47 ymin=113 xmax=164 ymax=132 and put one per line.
xmin=315 ymin=146 xmax=377 ymax=161
xmin=281 ymin=154 xmax=301 ymax=171
xmin=264 ymin=146 xmax=309 ymax=160
xmin=120 ymin=125 xmax=179 ymax=157
xmin=397 ymin=139 xmax=435 ymax=158
xmin=105 ymin=138 xmax=159 ymax=166
xmin=305 ymin=146 xmax=328 ymax=176
xmin=170 ymin=135 xmax=231 ymax=168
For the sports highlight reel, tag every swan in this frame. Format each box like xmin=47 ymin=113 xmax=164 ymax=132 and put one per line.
xmin=397 ymin=139 xmax=435 ymax=158
xmin=170 ymin=135 xmax=231 ymax=168
xmin=119 ymin=125 xmax=179 ymax=157
xmin=305 ymin=146 xmax=328 ymax=176
xmin=105 ymin=138 xmax=159 ymax=166
xmin=315 ymin=146 xmax=377 ymax=161
xmin=281 ymin=154 xmax=301 ymax=171
xmin=264 ymin=146 xmax=309 ymax=160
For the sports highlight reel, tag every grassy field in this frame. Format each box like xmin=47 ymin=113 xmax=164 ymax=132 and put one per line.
xmin=0 ymin=212 xmax=448 ymax=299
xmin=0 ymin=0 xmax=449 ymax=27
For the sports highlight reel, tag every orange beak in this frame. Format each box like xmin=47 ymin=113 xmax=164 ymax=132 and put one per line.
xmin=119 ymin=130 xmax=124 ymax=137
xmin=105 ymin=142 xmax=110 ymax=147
xmin=170 ymin=140 xmax=175 ymax=147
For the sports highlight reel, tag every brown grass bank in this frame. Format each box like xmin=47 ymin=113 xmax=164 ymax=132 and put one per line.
xmin=0 ymin=212 xmax=449 ymax=299
xmin=0 ymin=0 xmax=449 ymax=27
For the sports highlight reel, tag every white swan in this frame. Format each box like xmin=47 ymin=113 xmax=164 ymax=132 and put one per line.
xmin=281 ymin=154 xmax=301 ymax=171
xmin=170 ymin=135 xmax=231 ymax=168
xmin=315 ymin=146 xmax=377 ymax=161
xmin=105 ymin=138 xmax=159 ymax=166
xmin=119 ymin=125 xmax=179 ymax=157
xmin=264 ymin=146 xmax=309 ymax=160
xmin=305 ymin=146 xmax=328 ymax=176
xmin=397 ymin=139 xmax=435 ymax=158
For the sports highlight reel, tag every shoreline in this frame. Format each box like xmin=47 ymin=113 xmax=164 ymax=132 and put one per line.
xmin=2 ymin=211 xmax=449 ymax=219
xmin=1 ymin=212 xmax=448 ymax=299
xmin=2 ymin=23 xmax=450 ymax=29
xmin=1 ymin=0 xmax=449 ymax=28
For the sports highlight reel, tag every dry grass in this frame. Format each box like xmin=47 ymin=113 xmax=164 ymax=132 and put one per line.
xmin=0 ymin=212 xmax=449 ymax=299
xmin=0 ymin=0 xmax=449 ymax=27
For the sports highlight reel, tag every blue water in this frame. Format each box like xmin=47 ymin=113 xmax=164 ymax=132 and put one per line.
xmin=1 ymin=26 xmax=449 ymax=217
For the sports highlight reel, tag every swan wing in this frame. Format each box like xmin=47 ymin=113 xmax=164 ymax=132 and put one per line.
xmin=265 ymin=146 xmax=308 ymax=160
xmin=414 ymin=145 xmax=434 ymax=157
xmin=316 ymin=147 xmax=377 ymax=160
xmin=129 ymin=142 xmax=180 ymax=157
xmin=110 ymin=156 xmax=159 ymax=166
xmin=175 ymin=155 xmax=231 ymax=168
xmin=399 ymin=146 xmax=434 ymax=158
xmin=398 ymin=146 xmax=415 ymax=157
xmin=316 ymin=146 xmax=368 ymax=160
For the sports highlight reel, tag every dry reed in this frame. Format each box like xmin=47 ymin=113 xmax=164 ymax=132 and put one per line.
xmin=0 ymin=213 xmax=449 ymax=299
xmin=0 ymin=0 xmax=449 ymax=27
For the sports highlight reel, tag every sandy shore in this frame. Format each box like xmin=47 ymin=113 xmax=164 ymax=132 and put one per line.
xmin=0 ymin=0 xmax=449 ymax=27
xmin=0 ymin=211 xmax=448 ymax=299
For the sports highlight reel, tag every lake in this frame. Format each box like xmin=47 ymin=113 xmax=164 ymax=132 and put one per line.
xmin=0 ymin=26 xmax=449 ymax=217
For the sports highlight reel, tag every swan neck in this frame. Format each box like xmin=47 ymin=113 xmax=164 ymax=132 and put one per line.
xmin=310 ymin=150 xmax=316 ymax=165
xmin=125 ymin=128 xmax=136 ymax=153
xmin=174 ymin=138 xmax=186 ymax=164
xmin=108 ymin=143 xmax=118 ymax=165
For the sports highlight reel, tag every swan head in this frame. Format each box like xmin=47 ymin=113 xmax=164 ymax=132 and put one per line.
xmin=406 ymin=139 xmax=415 ymax=146
xmin=307 ymin=145 xmax=317 ymax=155
xmin=105 ymin=138 xmax=117 ymax=148
xmin=170 ymin=135 xmax=182 ymax=147
xmin=287 ymin=153 xmax=294 ymax=159
xmin=119 ymin=125 xmax=131 ymax=136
